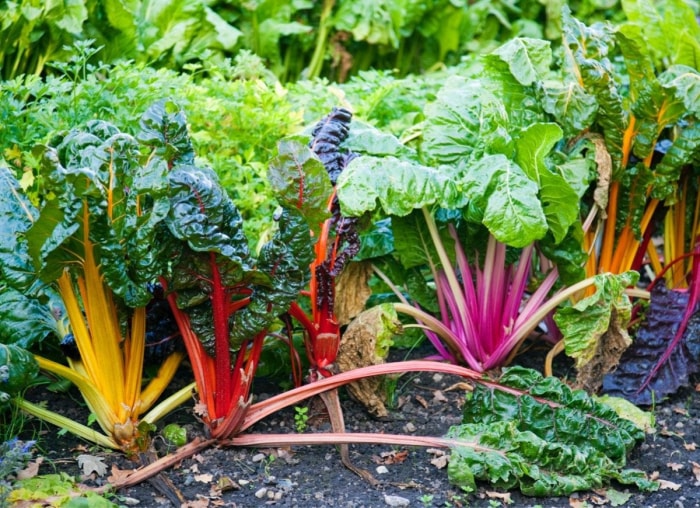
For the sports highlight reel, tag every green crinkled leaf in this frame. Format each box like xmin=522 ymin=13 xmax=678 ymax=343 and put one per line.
xmin=229 ymin=208 xmax=314 ymax=346
xmin=461 ymin=154 xmax=548 ymax=247
xmin=137 ymin=98 xmax=195 ymax=166
xmin=616 ymin=27 xmax=686 ymax=162
xmin=447 ymin=420 xmax=656 ymax=496
xmin=0 ymin=288 xmax=62 ymax=348
xmin=422 ymin=76 xmax=510 ymax=164
xmin=0 ymin=344 xmax=39 ymax=407
xmin=490 ymin=37 xmax=552 ymax=87
xmin=562 ymin=6 xmax=626 ymax=174
xmin=267 ymin=138 xmax=332 ymax=235
xmin=554 ymin=271 xmax=638 ymax=368
xmin=447 ymin=366 xmax=657 ymax=495
xmin=336 ymin=155 xmax=465 ymax=217
xmin=345 ymin=121 xmax=417 ymax=158
xmin=660 ymin=65 xmax=700 ymax=117
xmin=541 ymin=81 xmax=598 ymax=137
xmin=653 ymin=121 xmax=700 ymax=200
xmin=28 ymin=116 xmax=172 ymax=307
xmin=167 ymin=165 xmax=251 ymax=265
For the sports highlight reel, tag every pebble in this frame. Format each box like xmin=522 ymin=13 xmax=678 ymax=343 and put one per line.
xmin=255 ymin=487 xmax=268 ymax=499
xmin=120 ymin=497 xmax=140 ymax=505
xmin=384 ymin=494 xmax=410 ymax=506
xmin=252 ymin=453 xmax=267 ymax=462
xmin=238 ymin=479 xmax=250 ymax=486
xmin=432 ymin=373 xmax=444 ymax=383
xmin=403 ymin=422 xmax=417 ymax=433
xmin=376 ymin=465 xmax=389 ymax=474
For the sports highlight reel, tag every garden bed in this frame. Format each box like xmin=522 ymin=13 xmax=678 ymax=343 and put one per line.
xmin=16 ymin=347 xmax=700 ymax=508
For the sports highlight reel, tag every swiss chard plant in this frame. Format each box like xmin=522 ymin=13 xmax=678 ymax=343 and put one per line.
xmin=333 ymin=62 xmax=634 ymax=380
xmin=269 ymin=107 xmax=361 ymax=382
xmin=0 ymin=117 xmax=192 ymax=452
xmin=145 ymin=98 xmax=315 ymax=439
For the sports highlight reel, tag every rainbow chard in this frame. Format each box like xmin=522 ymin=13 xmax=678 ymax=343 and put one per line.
xmin=146 ymin=101 xmax=314 ymax=439
xmin=0 ymin=117 xmax=190 ymax=453
xmin=268 ymin=107 xmax=360 ymax=380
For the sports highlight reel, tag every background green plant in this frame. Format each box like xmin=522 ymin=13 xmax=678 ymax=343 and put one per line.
xmin=0 ymin=0 xmax=634 ymax=83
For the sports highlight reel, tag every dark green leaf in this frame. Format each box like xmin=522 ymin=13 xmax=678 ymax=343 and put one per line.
xmin=447 ymin=366 xmax=657 ymax=495
xmin=0 ymin=166 xmax=39 ymax=290
xmin=267 ymin=138 xmax=332 ymax=235
xmin=0 ymin=344 xmax=39 ymax=407
xmin=138 ymin=99 xmax=195 ymax=167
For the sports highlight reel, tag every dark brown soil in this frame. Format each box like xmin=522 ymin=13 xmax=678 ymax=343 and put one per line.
xmin=15 ymin=345 xmax=700 ymax=508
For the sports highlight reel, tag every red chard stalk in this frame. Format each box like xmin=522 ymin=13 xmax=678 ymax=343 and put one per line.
xmin=269 ymin=107 xmax=361 ymax=380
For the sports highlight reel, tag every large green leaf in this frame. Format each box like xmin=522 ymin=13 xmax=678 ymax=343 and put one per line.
xmin=461 ymin=155 xmax=548 ymax=247
xmin=0 ymin=289 xmax=62 ymax=348
xmin=541 ymin=81 xmax=598 ymax=137
xmin=562 ymin=6 xmax=626 ymax=174
xmin=514 ymin=123 xmax=579 ymax=244
xmin=447 ymin=366 xmax=657 ymax=495
xmin=167 ymin=164 xmax=251 ymax=266
xmin=230 ymin=208 xmax=314 ymax=346
xmin=0 ymin=166 xmax=38 ymax=290
xmin=28 ymin=117 xmax=173 ymax=307
xmin=422 ymin=76 xmax=510 ymax=164
xmin=336 ymin=155 xmax=465 ymax=217
xmin=490 ymin=37 xmax=552 ymax=87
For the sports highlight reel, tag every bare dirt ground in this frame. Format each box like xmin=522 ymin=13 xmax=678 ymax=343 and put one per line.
xmin=15 ymin=345 xmax=700 ymax=508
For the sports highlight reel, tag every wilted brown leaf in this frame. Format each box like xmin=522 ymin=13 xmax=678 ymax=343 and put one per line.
xmin=194 ymin=473 xmax=214 ymax=483
xmin=426 ymin=448 xmax=448 ymax=469
xmin=432 ymin=390 xmax=448 ymax=403
xmin=414 ymin=394 xmax=429 ymax=408
xmin=691 ymin=461 xmax=700 ymax=482
xmin=108 ymin=464 xmax=135 ymax=484
xmin=483 ymin=490 xmax=512 ymax=504
xmin=16 ymin=457 xmax=42 ymax=480
xmin=684 ymin=442 xmax=697 ymax=451
xmin=658 ymin=479 xmax=682 ymax=490
xmin=77 ymin=454 xmax=108 ymax=477
xmin=334 ymin=261 xmax=373 ymax=325
xmin=673 ymin=406 xmax=689 ymax=416
xmin=667 ymin=462 xmax=684 ymax=471
xmin=372 ymin=450 xmax=408 ymax=465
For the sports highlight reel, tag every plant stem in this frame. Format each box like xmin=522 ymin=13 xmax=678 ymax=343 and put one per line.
xmin=307 ymin=0 xmax=335 ymax=80
xmin=16 ymin=399 xmax=118 ymax=449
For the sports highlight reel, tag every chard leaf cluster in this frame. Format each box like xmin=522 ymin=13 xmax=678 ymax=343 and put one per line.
xmin=447 ymin=367 xmax=657 ymax=495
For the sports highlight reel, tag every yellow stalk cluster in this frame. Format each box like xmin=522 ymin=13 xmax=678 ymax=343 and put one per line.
xmin=28 ymin=236 xmax=189 ymax=452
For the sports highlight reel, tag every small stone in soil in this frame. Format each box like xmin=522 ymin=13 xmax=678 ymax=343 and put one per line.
xmin=384 ymin=494 xmax=410 ymax=506
xmin=376 ymin=465 xmax=389 ymax=474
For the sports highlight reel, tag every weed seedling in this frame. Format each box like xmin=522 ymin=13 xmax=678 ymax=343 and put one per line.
xmin=294 ymin=406 xmax=309 ymax=433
